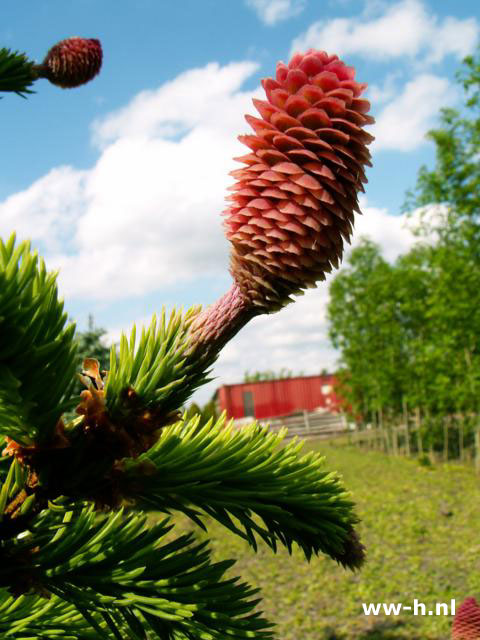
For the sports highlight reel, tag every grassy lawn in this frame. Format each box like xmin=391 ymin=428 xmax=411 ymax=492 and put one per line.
xmin=168 ymin=441 xmax=480 ymax=639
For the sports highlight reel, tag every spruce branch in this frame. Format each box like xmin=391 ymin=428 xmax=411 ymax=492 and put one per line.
xmin=0 ymin=300 xmax=219 ymax=518
xmin=0 ymin=234 xmax=78 ymax=445
xmin=104 ymin=308 xmax=206 ymax=425
xmin=116 ymin=415 xmax=364 ymax=568
xmin=0 ymin=47 xmax=36 ymax=97
xmin=0 ymin=504 xmax=273 ymax=639
xmin=0 ymin=590 xmax=105 ymax=638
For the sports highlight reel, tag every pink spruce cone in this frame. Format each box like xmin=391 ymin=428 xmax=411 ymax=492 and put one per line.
xmin=190 ymin=50 xmax=373 ymax=367
xmin=223 ymin=49 xmax=374 ymax=312
xmin=41 ymin=37 xmax=102 ymax=88
xmin=453 ymin=598 xmax=480 ymax=639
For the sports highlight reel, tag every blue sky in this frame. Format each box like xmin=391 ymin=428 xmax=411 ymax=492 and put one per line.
xmin=1 ymin=0 xmax=478 ymax=404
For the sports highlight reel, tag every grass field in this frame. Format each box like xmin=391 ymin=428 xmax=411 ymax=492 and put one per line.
xmin=169 ymin=441 xmax=480 ymax=639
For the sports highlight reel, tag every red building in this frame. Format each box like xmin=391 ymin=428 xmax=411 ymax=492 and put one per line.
xmin=215 ymin=374 xmax=341 ymax=420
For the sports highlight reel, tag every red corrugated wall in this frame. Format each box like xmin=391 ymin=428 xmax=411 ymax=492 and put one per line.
xmin=217 ymin=375 xmax=340 ymax=420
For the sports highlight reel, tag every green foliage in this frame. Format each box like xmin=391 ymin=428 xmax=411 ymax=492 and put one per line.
xmin=184 ymin=398 xmax=217 ymax=425
xmin=328 ymin=239 xmax=416 ymax=420
xmin=417 ymin=454 xmax=432 ymax=468
xmin=0 ymin=491 xmax=273 ymax=639
xmin=0 ymin=594 xmax=103 ymax=639
xmin=243 ymin=369 xmax=303 ymax=382
xmin=0 ymin=234 xmax=78 ymax=445
xmin=183 ymin=402 xmax=202 ymax=422
xmin=328 ymin=238 xmax=480 ymax=429
xmin=120 ymin=414 xmax=360 ymax=566
xmin=0 ymin=238 xmax=362 ymax=638
xmin=0 ymin=47 xmax=36 ymax=97
xmin=105 ymin=307 xmax=213 ymax=422
xmin=404 ymin=47 xmax=480 ymax=229
xmin=328 ymin=49 xmax=480 ymax=432
xmin=402 ymin=49 xmax=480 ymax=419
xmin=200 ymin=398 xmax=218 ymax=424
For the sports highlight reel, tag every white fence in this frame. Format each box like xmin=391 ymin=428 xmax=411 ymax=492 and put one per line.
xmin=257 ymin=410 xmax=349 ymax=439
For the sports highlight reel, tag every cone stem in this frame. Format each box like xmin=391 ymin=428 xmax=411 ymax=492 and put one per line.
xmin=188 ymin=283 xmax=258 ymax=362
xmin=31 ymin=64 xmax=48 ymax=78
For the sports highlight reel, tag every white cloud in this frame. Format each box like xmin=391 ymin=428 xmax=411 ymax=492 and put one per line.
xmin=246 ymin=0 xmax=306 ymax=26
xmin=367 ymin=72 xmax=401 ymax=105
xmin=103 ymin=313 xmax=153 ymax=347
xmin=371 ymin=74 xmax=452 ymax=152
xmin=0 ymin=61 xmax=261 ymax=301
xmin=427 ymin=15 xmax=479 ymax=65
xmin=93 ymin=62 xmax=259 ymax=146
xmin=0 ymin=167 xmax=87 ymax=254
xmin=352 ymin=197 xmax=423 ymax=260
xmin=291 ymin=0 xmax=478 ymax=64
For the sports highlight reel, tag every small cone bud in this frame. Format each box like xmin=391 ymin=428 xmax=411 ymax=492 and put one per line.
xmin=223 ymin=49 xmax=374 ymax=311
xmin=41 ymin=37 xmax=102 ymax=88
xmin=452 ymin=597 xmax=480 ymax=639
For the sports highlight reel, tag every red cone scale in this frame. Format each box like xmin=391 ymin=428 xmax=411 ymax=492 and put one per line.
xmin=223 ymin=49 xmax=374 ymax=311
xmin=41 ymin=37 xmax=102 ymax=88
xmin=453 ymin=598 xmax=480 ymax=639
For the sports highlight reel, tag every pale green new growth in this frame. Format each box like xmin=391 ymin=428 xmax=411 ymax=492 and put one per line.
xmin=106 ymin=307 xmax=201 ymax=418
xmin=122 ymin=414 xmax=359 ymax=564
xmin=0 ymin=234 xmax=78 ymax=444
